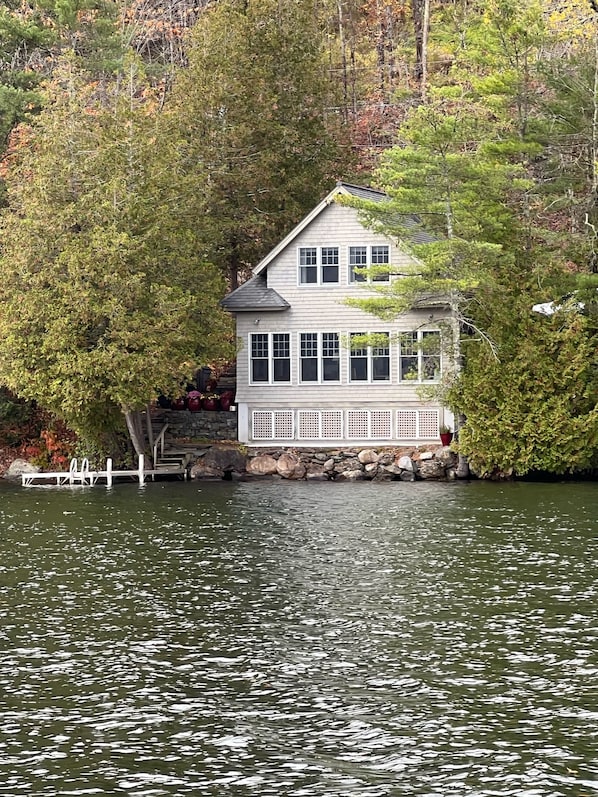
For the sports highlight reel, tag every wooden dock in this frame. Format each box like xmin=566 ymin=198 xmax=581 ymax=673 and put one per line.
xmin=21 ymin=455 xmax=188 ymax=487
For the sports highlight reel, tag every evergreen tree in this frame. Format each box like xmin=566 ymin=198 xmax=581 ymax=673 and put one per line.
xmin=0 ymin=57 xmax=232 ymax=457
xmin=166 ymin=0 xmax=351 ymax=288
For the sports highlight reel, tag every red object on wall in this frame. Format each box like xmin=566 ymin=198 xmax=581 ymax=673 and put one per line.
xmin=187 ymin=393 xmax=202 ymax=412
xmin=202 ymin=397 xmax=220 ymax=411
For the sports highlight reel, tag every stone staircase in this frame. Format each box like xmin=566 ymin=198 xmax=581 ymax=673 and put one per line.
xmin=147 ymin=409 xmax=193 ymax=476
xmin=148 ymin=408 xmax=212 ymax=476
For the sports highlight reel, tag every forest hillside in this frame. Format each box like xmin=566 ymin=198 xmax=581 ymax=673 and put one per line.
xmin=0 ymin=0 xmax=597 ymax=475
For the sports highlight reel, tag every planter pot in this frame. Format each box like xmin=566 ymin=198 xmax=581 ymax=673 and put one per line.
xmin=202 ymin=397 xmax=220 ymax=411
xmin=171 ymin=397 xmax=187 ymax=411
xmin=440 ymin=432 xmax=453 ymax=446
xmin=187 ymin=395 xmax=202 ymax=412
xmin=219 ymin=394 xmax=233 ymax=411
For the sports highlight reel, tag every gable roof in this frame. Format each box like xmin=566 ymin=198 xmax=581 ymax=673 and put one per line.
xmin=220 ymin=271 xmax=290 ymax=313
xmin=252 ymin=181 xmax=434 ymax=276
xmin=220 ymin=182 xmax=438 ymax=313
xmin=251 ymin=182 xmax=387 ymax=277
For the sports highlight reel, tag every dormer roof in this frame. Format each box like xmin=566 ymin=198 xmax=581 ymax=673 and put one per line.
xmin=220 ymin=271 xmax=290 ymax=312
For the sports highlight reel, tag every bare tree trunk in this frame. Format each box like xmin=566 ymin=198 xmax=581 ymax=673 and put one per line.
xmin=444 ymin=171 xmax=469 ymax=478
xmin=337 ymin=0 xmax=349 ymax=123
xmin=411 ymin=0 xmax=430 ymax=100
xmin=124 ymin=409 xmax=147 ymax=457
xmin=421 ymin=0 xmax=430 ymax=102
xmin=586 ymin=29 xmax=598 ymax=272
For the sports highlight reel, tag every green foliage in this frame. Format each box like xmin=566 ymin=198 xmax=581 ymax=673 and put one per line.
xmin=0 ymin=56 xmax=233 ymax=454
xmin=165 ymin=0 xmax=351 ymax=285
xmin=453 ymin=313 xmax=598 ymax=476
xmin=0 ymin=388 xmax=38 ymax=446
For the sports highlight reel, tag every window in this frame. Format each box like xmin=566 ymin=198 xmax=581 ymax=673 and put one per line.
xmin=349 ymin=332 xmax=390 ymax=382
xmin=399 ymin=330 xmax=441 ymax=382
xmin=250 ymin=333 xmax=291 ymax=383
xmin=299 ymin=247 xmax=339 ymax=285
xmin=349 ymin=245 xmax=390 ymax=283
xmin=300 ymin=332 xmax=340 ymax=382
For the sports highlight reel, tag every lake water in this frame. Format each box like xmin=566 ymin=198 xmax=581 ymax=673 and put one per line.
xmin=0 ymin=478 xmax=596 ymax=796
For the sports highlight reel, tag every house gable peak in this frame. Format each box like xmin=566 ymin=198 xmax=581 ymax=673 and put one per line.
xmin=253 ymin=182 xmax=387 ymax=276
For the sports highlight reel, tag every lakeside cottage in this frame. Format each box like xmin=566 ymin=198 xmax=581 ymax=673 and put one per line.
xmin=221 ymin=182 xmax=455 ymax=448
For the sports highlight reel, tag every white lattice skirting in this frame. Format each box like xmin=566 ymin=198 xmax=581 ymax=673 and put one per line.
xmin=251 ymin=408 xmax=439 ymax=442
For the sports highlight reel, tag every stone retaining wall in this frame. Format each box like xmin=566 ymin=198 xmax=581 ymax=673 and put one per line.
xmin=189 ymin=444 xmax=460 ymax=482
xmin=165 ymin=409 xmax=238 ymax=441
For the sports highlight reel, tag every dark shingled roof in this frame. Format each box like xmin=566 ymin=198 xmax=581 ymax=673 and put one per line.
xmin=339 ymin=181 xmax=437 ymax=245
xmin=220 ymin=272 xmax=290 ymax=313
xmin=337 ymin=181 xmax=388 ymax=202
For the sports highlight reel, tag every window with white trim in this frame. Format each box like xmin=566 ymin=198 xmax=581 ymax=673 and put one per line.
xmin=349 ymin=332 xmax=390 ymax=382
xmin=250 ymin=333 xmax=291 ymax=383
xmin=349 ymin=244 xmax=390 ymax=283
xmin=298 ymin=246 xmax=339 ymax=285
xmin=399 ymin=330 xmax=441 ymax=383
xmin=299 ymin=332 xmax=340 ymax=382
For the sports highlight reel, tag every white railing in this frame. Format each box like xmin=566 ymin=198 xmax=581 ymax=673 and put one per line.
xmin=153 ymin=424 xmax=169 ymax=468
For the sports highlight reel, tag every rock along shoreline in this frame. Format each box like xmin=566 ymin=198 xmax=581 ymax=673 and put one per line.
xmin=189 ymin=444 xmax=461 ymax=482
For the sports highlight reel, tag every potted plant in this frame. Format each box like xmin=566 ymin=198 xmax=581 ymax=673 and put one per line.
xmin=201 ymin=392 xmax=221 ymax=411
xmin=187 ymin=390 xmax=202 ymax=412
xmin=219 ymin=390 xmax=234 ymax=411
xmin=439 ymin=425 xmax=453 ymax=446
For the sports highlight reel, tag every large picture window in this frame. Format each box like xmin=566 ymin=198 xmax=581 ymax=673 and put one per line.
xmin=349 ymin=332 xmax=390 ymax=382
xmin=250 ymin=333 xmax=291 ymax=383
xmin=299 ymin=247 xmax=339 ymax=285
xmin=399 ymin=330 xmax=441 ymax=382
xmin=299 ymin=332 xmax=340 ymax=382
xmin=349 ymin=245 xmax=390 ymax=283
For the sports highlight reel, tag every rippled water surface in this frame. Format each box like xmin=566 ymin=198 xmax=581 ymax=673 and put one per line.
xmin=0 ymin=478 xmax=597 ymax=796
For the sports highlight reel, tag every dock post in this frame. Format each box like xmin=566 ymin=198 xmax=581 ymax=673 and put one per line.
xmin=106 ymin=458 xmax=113 ymax=487
xmin=138 ymin=454 xmax=145 ymax=485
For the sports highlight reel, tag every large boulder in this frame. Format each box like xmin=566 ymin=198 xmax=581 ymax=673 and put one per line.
xmin=246 ymin=454 xmax=278 ymax=476
xmin=336 ymin=469 xmax=365 ymax=481
xmin=358 ymin=449 xmax=379 ymax=465
xmin=418 ymin=458 xmax=447 ymax=480
xmin=306 ymin=465 xmax=328 ymax=480
xmin=202 ymin=445 xmax=247 ymax=474
xmin=334 ymin=457 xmax=363 ymax=473
xmin=190 ymin=460 xmax=225 ymax=480
xmin=276 ymin=452 xmax=299 ymax=478
xmin=5 ymin=459 xmax=40 ymax=480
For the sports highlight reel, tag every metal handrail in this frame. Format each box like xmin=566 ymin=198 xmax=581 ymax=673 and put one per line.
xmin=153 ymin=423 xmax=169 ymax=468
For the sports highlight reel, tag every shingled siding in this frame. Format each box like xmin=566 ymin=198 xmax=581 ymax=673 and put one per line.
xmin=165 ymin=409 xmax=238 ymax=441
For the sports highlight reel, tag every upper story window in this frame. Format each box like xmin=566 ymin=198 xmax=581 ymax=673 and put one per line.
xmin=299 ymin=332 xmax=340 ymax=383
xmin=349 ymin=245 xmax=390 ymax=283
xmin=298 ymin=247 xmax=339 ymax=285
xmin=349 ymin=332 xmax=390 ymax=382
xmin=250 ymin=333 xmax=291 ymax=383
xmin=399 ymin=330 xmax=441 ymax=382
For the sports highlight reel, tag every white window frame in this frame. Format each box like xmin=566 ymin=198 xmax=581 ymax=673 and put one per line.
xmin=249 ymin=332 xmax=291 ymax=385
xmin=349 ymin=332 xmax=391 ymax=383
xmin=298 ymin=246 xmax=340 ymax=286
xmin=399 ymin=330 xmax=442 ymax=383
xmin=348 ymin=244 xmax=391 ymax=284
xmin=298 ymin=332 xmax=341 ymax=384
